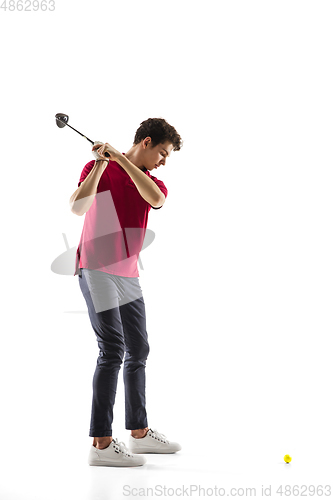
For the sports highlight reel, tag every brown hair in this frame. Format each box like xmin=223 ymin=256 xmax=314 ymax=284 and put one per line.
xmin=133 ymin=118 xmax=183 ymax=152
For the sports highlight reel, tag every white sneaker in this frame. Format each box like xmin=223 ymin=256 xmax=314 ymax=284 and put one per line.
xmin=128 ymin=428 xmax=182 ymax=454
xmin=88 ymin=437 xmax=146 ymax=467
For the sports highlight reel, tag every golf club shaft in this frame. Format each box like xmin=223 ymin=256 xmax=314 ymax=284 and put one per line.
xmin=62 ymin=120 xmax=110 ymax=157
xmin=64 ymin=122 xmax=94 ymax=144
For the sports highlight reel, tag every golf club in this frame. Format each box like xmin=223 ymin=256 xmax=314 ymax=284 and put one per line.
xmin=55 ymin=113 xmax=110 ymax=157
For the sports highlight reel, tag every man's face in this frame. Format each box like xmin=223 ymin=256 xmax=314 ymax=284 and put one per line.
xmin=143 ymin=139 xmax=173 ymax=171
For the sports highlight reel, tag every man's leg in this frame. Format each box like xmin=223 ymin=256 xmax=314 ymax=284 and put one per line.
xmin=118 ymin=279 xmax=150 ymax=436
xmin=79 ymin=269 xmax=125 ymax=444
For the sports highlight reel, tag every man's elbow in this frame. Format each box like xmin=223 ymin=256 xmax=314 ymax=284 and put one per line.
xmin=69 ymin=199 xmax=84 ymax=216
xmin=151 ymin=193 xmax=166 ymax=208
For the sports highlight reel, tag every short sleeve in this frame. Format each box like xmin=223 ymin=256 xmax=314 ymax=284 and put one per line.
xmin=148 ymin=174 xmax=168 ymax=209
xmin=78 ymin=160 xmax=96 ymax=187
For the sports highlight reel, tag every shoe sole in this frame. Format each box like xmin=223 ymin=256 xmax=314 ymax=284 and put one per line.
xmin=129 ymin=448 xmax=181 ymax=454
xmin=89 ymin=460 xmax=145 ymax=467
xmin=131 ymin=451 xmax=178 ymax=454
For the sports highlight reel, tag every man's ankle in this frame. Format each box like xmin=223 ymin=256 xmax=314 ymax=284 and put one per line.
xmin=93 ymin=437 xmax=113 ymax=449
xmin=131 ymin=428 xmax=149 ymax=439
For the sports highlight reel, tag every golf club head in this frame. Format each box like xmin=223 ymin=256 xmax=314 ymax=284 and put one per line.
xmin=55 ymin=112 xmax=108 ymax=155
xmin=55 ymin=113 xmax=69 ymax=128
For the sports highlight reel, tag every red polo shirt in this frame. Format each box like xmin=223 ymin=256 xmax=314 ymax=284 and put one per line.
xmin=73 ymin=153 xmax=167 ymax=277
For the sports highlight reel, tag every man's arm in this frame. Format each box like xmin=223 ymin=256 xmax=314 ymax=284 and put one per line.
xmin=69 ymin=159 xmax=109 ymax=216
xmin=115 ymin=153 xmax=165 ymax=208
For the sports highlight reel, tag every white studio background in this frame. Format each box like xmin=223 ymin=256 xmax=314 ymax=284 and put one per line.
xmin=1 ymin=1 xmax=333 ymax=499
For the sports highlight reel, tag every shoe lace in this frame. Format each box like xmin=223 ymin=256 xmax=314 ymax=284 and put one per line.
xmin=148 ymin=428 xmax=169 ymax=444
xmin=112 ymin=437 xmax=133 ymax=457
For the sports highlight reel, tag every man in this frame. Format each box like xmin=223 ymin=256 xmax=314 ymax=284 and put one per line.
xmin=69 ymin=117 xmax=183 ymax=467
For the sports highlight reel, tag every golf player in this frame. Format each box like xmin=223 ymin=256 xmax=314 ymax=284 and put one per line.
xmin=69 ymin=118 xmax=183 ymax=467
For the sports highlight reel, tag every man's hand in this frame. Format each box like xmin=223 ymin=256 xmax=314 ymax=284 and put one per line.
xmin=92 ymin=142 xmax=107 ymax=161
xmin=92 ymin=142 xmax=121 ymax=162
